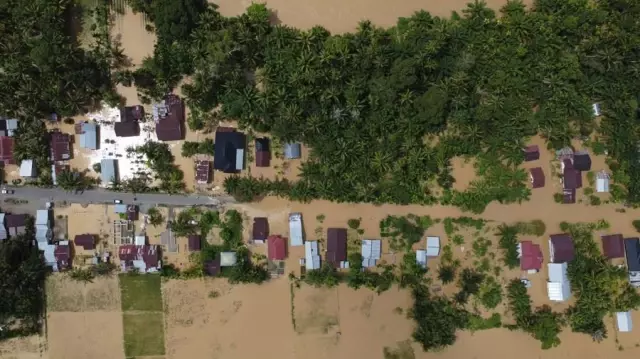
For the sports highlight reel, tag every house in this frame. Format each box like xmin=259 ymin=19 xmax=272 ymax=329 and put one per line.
xmin=50 ymin=131 xmax=71 ymax=161
xmin=426 ymin=236 xmax=440 ymax=256
xmin=529 ymin=167 xmax=545 ymax=188
xmin=134 ymin=234 xmax=146 ymax=246
xmin=563 ymin=167 xmax=582 ymax=190
xmin=624 ymin=238 xmax=640 ymax=287
xmin=255 ymin=138 xmax=270 ymax=167
xmin=19 ymin=160 xmax=36 ymax=178
xmin=79 ymin=122 xmax=98 ymax=150
xmin=195 ymin=160 xmax=211 ymax=184
xmin=127 ymin=205 xmax=138 ymax=221
xmin=268 ymin=235 xmax=287 ymax=261
xmin=188 ymin=235 xmax=201 ymax=251
xmin=616 ymin=311 xmax=633 ymax=332
xmin=118 ymin=244 xmax=161 ymax=273
xmin=361 ymin=239 xmax=381 ymax=268
xmin=0 ymin=213 xmax=7 ymax=241
xmin=547 ymin=262 xmax=571 ymax=301
xmin=120 ymin=105 xmax=144 ymax=122
xmin=5 ymin=119 xmax=17 ymax=136
xmin=114 ymin=121 xmax=140 ymax=137
xmin=0 ymin=136 xmax=15 ymax=165
xmin=326 ymin=228 xmax=347 ymax=267
xmin=416 ymin=250 xmax=427 ymax=268
xmin=5 ymin=214 xmax=27 ymax=236
xmin=35 ymin=209 xmax=51 ymax=245
xmin=153 ymin=94 xmax=185 ymax=141
xmin=563 ymin=188 xmax=576 ymax=204
xmin=573 ymin=151 xmax=592 ymax=171
xmin=601 ymin=234 xmax=624 ymax=259
xmin=524 ymin=145 xmax=540 ymax=162
xmin=54 ymin=242 xmax=72 ymax=271
xmin=213 ymin=130 xmax=246 ymax=173
xmin=549 ymin=234 xmax=575 ymax=263
xmin=284 ymin=143 xmax=302 ymax=159
xmin=100 ymin=159 xmax=118 ymax=186
xmin=596 ymin=171 xmax=610 ymax=193
xmin=252 ymin=217 xmax=269 ymax=244
xmin=305 ymin=241 xmax=321 ymax=270
xmin=74 ymin=234 xmax=96 ymax=250
xmin=289 ymin=213 xmax=304 ymax=246
xmin=592 ymin=103 xmax=602 ymax=117
xmin=220 ymin=252 xmax=237 ymax=267
xmin=518 ymin=241 xmax=543 ymax=271
xmin=204 ymin=257 xmax=221 ymax=276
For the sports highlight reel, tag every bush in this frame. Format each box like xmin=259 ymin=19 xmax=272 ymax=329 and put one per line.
xmin=553 ymin=193 xmax=564 ymax=203
xmin=515 ymin=220 xmax=546 ymax=236
xmin=438 ymin=265 xmax=456 ymax=284
xmin=92 ymin=163 xmax=101 ymax=173
xmin=633 ymin=220 xmax=640 ymax=232
xmin=479 ymin=277 xmax=502 ymax=309
xmin=497 ymin=225 xmax=519 ymax=268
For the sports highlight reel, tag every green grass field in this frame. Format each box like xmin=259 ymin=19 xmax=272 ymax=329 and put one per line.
xmin=119 ymin=274 xmax=163 ymax=312
xmin=123 ymin=312 xmax=165 ymax=357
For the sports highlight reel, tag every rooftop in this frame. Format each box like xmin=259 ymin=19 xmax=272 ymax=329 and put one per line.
xmin=326 ymin=228 xmax=347 ymax=266
xmin=195 ymin=160 xmax=210 ymax=184
xmin=268 ymin=235 xmax=286 ymax=260
xmin=153 ymin=94 xmax=184 ymax=141
xmin=602 ymin=234 xmax=624 ymax=259
xmin=252 ymin=217 xmax=269 ymax=241
xmin=0 ymin=136 xmax=15 ymax=165
xmin=114 ymin=121 xmax=140 ymax=137
xmin=50 ymin=131 xmax=71 ymax=161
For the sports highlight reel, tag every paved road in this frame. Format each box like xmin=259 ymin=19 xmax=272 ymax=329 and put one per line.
xmin=0 ymin=186 xmax=236 ymax=208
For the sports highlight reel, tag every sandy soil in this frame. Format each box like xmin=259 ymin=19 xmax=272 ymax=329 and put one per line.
xmin=47 ymin=312 xmax=125 ymax=359
xmin=213 ymin=0 xmax=533 ymax=33
xmin=46 ymin=275 xmax=121 ymax=312
xmin=0 ymin=335 xmax=47 ymax=359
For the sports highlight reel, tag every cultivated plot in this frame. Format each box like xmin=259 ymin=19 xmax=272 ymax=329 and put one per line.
xmin=119 ymin=274 xmax=163 ymax=312
xmin=46 ymin=275 xmax=121 ymax=312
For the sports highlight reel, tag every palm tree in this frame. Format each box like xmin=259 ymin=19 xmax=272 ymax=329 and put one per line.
xmin=57 ymin=169 xmax=84 ymax=192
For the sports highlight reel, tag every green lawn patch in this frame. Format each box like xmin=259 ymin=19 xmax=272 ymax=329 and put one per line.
xmin=119 ymin=274 xmax=163 ymax=312
xmin=123 ymin=312 xmax=165 ymax=357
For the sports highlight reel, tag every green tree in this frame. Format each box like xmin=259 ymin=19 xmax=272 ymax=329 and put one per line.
xmin=147 ymin=207 xmax=164 ymax=226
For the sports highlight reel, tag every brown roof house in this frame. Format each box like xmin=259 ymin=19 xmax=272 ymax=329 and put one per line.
xmin=54 ymin=243 xmax=72 ymax=271
xmin=195 ymin=160 xmax=211 ymax=184
xmin=114 ymin=121 xmax=140 ymax=137
xmin=204 ymin=257 xmax=221 ymax=276
xmin=524 ymin=145 xmax=540 ymax=162
xmin=153 ymin=94 xmax=185 ymax=141
xmin=118 ymin=245 xmax=161 ymax=273
xmin=120 ymin=105 xmax=145 ymax=122
xmin=529 ymin=167 xmax=545 ymax=188
xmin=188 ymin=235 xmax=201 ymax=251
xmin=326 ymin=228 xmax=348 ymax=267
xmin=601 ymin=234 xmax=624 ymax=259
xmin=6 ymin=214 xmax=27 ymax=236
xmin=0 ymin=136 xmax=15 ymax=165
xmin=549 ymin=234 xmax=575 ymax=263
xmin=255 ymin=138 xmax=270 ymax=167
xmin=50 ymin=131 xmax=71 ymax=161
xmin=252 ymin=217 xmax=269 ymax=244
xmin=74 ymin=234 xmax=96 ymax=251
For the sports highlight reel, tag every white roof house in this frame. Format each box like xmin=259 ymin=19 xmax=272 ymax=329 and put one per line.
xmin=220 ymin=252 xmax=237 ymax=267
xmin=547 ymin=262 xmax=571 ymax=301
xmin=361 ymin=239 xmax=382 ymax=268
xmin=416 ymin=250 xmax=427 ymax=268
xmin=305 ymin=241 xmax=321 ymax=270
xmin=596 ymin=171 xmax=610 ymax=193
xmin=19 ymin=160 xmax=36 ymax=178
xmin=426 ymin=236 xmax=440 ymax=256
xmin=35 ymin=210 xmax=50 ymax=227
xmin=616 ymin=311 xmax=633 ymax=332
xmin=289 ymin=213 xmax=304 ymax=246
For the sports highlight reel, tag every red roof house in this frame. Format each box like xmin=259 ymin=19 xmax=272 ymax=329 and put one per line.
xmin=549 ymin=234 xmax=575 ymax=263
xmin=0 ymin=136 xmax=15 ymax=165
xmin=268 ymin=235 xmax=286 ymax=260
xmin=326 ymin=228 xmax=347 ymax=267
xmin=74 ymin=234 xmax=96 ymax=250
xmin=188 ymin=235 xmax=201 ymax=251
xmin=118 ymin=245 xmax=160 ymax=272
xmin=195 ymin=160 xmax=210 ymax=184
xmin=50 ymin=131 xmax=71 ymax=161
xmin=601 ymin=234 xmax=624 ymax=259
xmin=529 ymin=167 xmax=545 ymax=188
xmin=520 ymin=241 xmax=543 ymax=271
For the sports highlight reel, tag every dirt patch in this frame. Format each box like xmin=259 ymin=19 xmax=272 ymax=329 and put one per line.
xmin=293 ymin=286 xmax=339 ymax=334
xmin=47 ymin=312 xmax=124 ymax=359
xmin=46 ymin=275 xmax=120 ymax=312
xmin=450 ymin=157 xmax=477 ymax=191
xmin=0 ymin=335 xmax=47 ymax=359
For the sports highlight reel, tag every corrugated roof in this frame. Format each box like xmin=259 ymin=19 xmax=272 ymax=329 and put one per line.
xmin=114 ymin=204 xmax=127 ymax=213
xmin=35 ymin=210 xmax=50 ymax=226
xmin=617 ymin=311 xmax=632 ymax=332
xmin=100 ymin=159 xmax=117 ymax=185
xmin=252 ymin=217 xmax=269 ymax=241
xmin=305 ymin=241 xmax=321 ymax=270
xmin=416 ymin=250 xmax=427 ymax=268
xmin=188 ymin=235 xmax=201 ymax=251
xmin=213 ymin=131 xmax=246 ymax=173
xmin=120 ymin=105 xmax=144 ymax=122
xmin=284 ymin=143 xmax=301 ymax=159
xmin=5 ymin=214 xmax=27 ymax=228
xmin=289 ymin=213 xmax=304 ymax=246
xmin=519 ymin=241 xmax=543 ymax=270
xmin=361 ymin=239 xmax=381 ymax=268
xmin=529 ymin=167 xmax=545 ymax=188
xmin=624 ymin=238 xmax=640 ymax=272
xmin=195 ymin=160 xmax=210 ymax=183
xmin=549 ymin=234 xmax=575 ymax=263
xmin=74 ymin=234 xmax=96 ymax=250
xmin=50 ymin=131 xmax=71 ymax=161
xmin=19 ymin=159 xmax=35 ymax=177
xmin=268 ymin=235 xmax=286 ymax=260
xmin=154 ymin=95 xmax=184 ymax=141
xmin=426 ymin=236 xmax=440 ymax=256
xmin=326 ymin=228 xmax=347 ymax=266
xmin=0 ymin=136 xmax=14 ymax=164
xmin=602 ymin=234 xmax=624 ymax=259
xmin=114 ymin=121 xmax=140 ymax=137
xmin=547 ymin=281 xmax=571 ymax=302
xmin=548 ymin=262 xmax=568 ymax=283
xmin=220 ymin=252 xmax=237 ymax=267
xmin=80 ymin=122 xmax=97 ymax=150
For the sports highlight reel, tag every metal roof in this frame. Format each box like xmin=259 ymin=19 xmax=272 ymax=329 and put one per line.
xmin=100 ymin=159 xmax=117 ymax=185
xmin=361 ymin=239 xmax=381 ymax=268
xmin=617 ymin=311 xmax=633 ymax=332
xmin=289 ymin=213 xmax=304 ymax=246
xmin=426 ymin=236 xmax=440 ymax=256
xmin=80 ymin=122 xmax=98 ymax=150
xmin=548 ymin=262 xmax=568 ymax=283
xmin=416 ymin=250 xmax=427 ymax=268
xmin=220 ymin=252 xmax=237 ymax=267
xmin=35 ymin=210 xmax=50 ymax=226
xmin=305 ymin=241 xmax=321 ymax=270
xmin=284 ymin=143 xmax=301 ymax=159
xmin=19 ymin=159 xmax=35 ymax=177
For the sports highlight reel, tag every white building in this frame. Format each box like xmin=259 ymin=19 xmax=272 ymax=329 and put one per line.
xmin=416 ymin=250 xmax=427 ymax=268
xmin=361 ymin=239 xmax=381 ymax=268
xmin=547 ymin=262 xmax=571 ymax=301
xmin=19 ymin=159 xmax=36 ymax=178
xmin=596 ymin=171 xmax=610 ymax=193
xmin=289 ymin=213 xmax=304 ymax=246
xmin=305 ymin=241 xmax=320 ymax=270
xmin=426 ymin=236 xmax=440 ymax=256
xmin=616 ymin=311 xmax=633 ymax=332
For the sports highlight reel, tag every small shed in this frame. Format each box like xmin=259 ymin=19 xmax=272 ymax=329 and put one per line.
xmin=255 ymin=138 xmax=270 ymax=167
xmin=549 ymin=234 xmax=575 ymax=263
xmin=573 ymin=152 xmax=592 ymax=171
xmin=361 ymin=239 xmax=382 ymax=268
xmin=596 ymin=171 xmax=610 ymax=193
xmin=616 ymin=311 xmax=633 ymax=332
xmin=268 ymin=235 xmax=286 ymax=260
xmin=592 ymin=103 xmax=602 ymax=117
xmin=284 ymin=143 xmax=301 ymax=159
xmin=252 ymin=217 xmax=269 ymax=243
xmin=19 ymin=160 xmax=36 ymax=178
xmin=305 ymin=241 xmax=321 ymax=270
xmin=114 ymin=204 xmax=127 ymax=214
xmin=188 ymin=235 xmax=201 ymax=251
xmin=524 ymin=145 xmax=540 ymax=162
xmin=426 ymin=236 xmax=440 ymax=256
xmin=134 ymin=235 xmax=146 ymax=246
xmin=416 ymin=250 xmax=427 ymax=268
xmin=601 ymin=234 xmax=624 ymax=259
xmin=529 ymin=167 xmax=545 ymax=188
xmin=220 ymin=252 xmax=237 ymax=267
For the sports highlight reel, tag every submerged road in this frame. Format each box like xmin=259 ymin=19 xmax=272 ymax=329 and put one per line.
xmin=0 ymin=186 xmax=236 ymax=208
